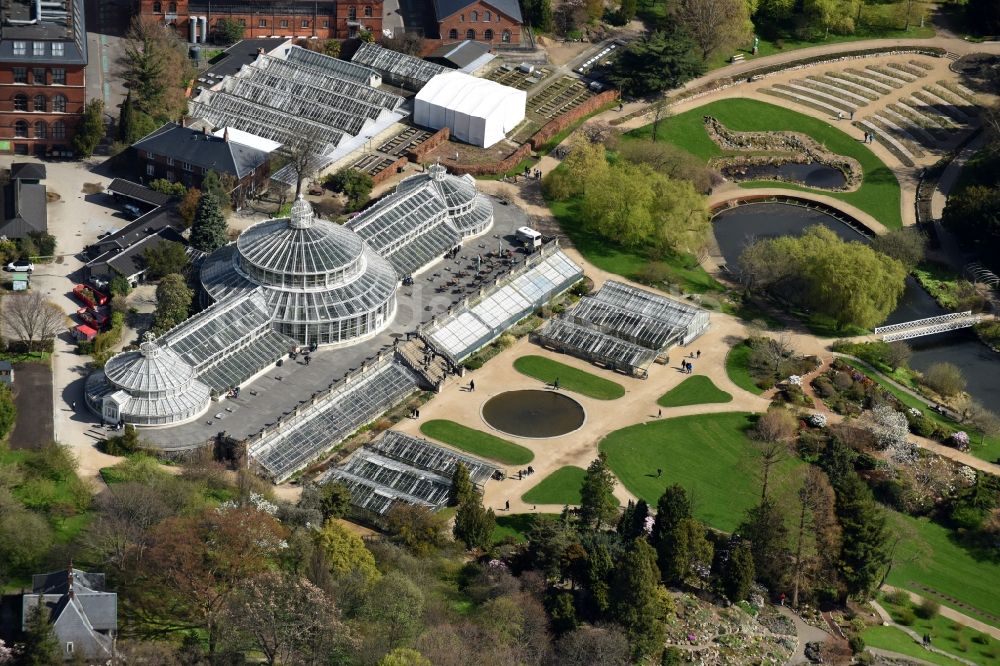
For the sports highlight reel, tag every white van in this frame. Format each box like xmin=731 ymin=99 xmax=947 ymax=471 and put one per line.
xmin=516 ymin=226 xmax=542 ymax=248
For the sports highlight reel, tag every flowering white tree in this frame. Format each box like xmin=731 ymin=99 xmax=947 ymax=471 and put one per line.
xmin=865 ymin=404 xmax=910 ymax=451
xmin=0 ymin=639 xmax=14 ymax=664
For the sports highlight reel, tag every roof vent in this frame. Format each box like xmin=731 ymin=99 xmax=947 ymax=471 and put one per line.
xmin=139 ymin=331 xmax=161 ymax=358
xmin=288 ymin=194 xmax=314 ymax=230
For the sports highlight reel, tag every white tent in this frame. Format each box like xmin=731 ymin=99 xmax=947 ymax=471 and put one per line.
xmin=414 ymin=71 xmax=526 ymax=148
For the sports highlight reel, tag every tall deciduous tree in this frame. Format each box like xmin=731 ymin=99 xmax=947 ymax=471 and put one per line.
xmin=829 ymin=471 xmax=890 ymax=601
xmin=143 ymin=239 xmax=189 ymax=279
xmin=152 ymin=273 xmax=192 ymax=332
xmin=315 ymin=519 xmax=381 ymax=584
xmin=6 ymin=293 xmax=66 ymax=350
xmin=578 ymin=453 xmax=618 ymax=530
xmin=120 ymin=16 xmax=190 ymax=121
xmin=791 ymin=467 xmax=840 ymax=607
xmin=223 ymin=571 xmax=346 ymax=665
xmin=138 ymin=506 xmax=288 ymax=655
xmin=673 ymin=0 xmax=751 ymax=61
xmin=610 ymin=538 xmax=670 ymax=661
xmin=737 ymin=498 xmax=790 ymax=591
xmin=190 ymin=193 xmax=228 ymax=253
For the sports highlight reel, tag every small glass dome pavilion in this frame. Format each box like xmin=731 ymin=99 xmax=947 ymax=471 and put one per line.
xmin=396 ymin=163 xmax=493 ymax=237
xmin=85 ymin=335 xmax=211 ymax=426
xmin=200 ymin=196 xmax=398 ymax=347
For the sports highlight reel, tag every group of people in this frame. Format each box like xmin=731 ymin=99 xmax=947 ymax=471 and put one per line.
xmin=515 ymin=466 xmax=535 ymax=480
xmin=862 ymin=131 xmax=875 ymax=144
xmin=680 ymin=360 xmax=695 ymax=374
xmin=409 ymin=407 xmax=421 ymax=419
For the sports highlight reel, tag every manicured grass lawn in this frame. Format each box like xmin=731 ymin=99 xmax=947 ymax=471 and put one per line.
xmin=658 ymin=375 xmax=733 ymax=407
xmin=600 ymin=412 xmax=803 ymax=532
xmin=862 ymin=626 xmax=966 ymax=666
xmin=725 ymin=342 xmax=764 ymax=395
xmin=513 ymin=355 xmax=625 ymax=400
xmin=421 ymin=420 xmax=534 ymax=465
xmin=625 ymin=98 xmax=902 ymax=229
xmin=522 ymin=466 xmax=586 ymax=505
xmin=842 ymin=359 xmax=1000 ymax=464
xmin=493 ymin=513 xmax=559 ymax=544
xmin=873 ymin=593 xmax=1000 ymax=664
xmin=548 ymin=196 xmax=726 ymax=295
xmin=886 ymin=512 xmax=1000 ymax=626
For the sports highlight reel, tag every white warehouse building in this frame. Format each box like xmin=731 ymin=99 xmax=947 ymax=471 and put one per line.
xmin=414 ymin=71 xmax=526 ymax=148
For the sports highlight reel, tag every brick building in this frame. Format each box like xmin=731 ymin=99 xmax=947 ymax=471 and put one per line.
xmin=139 ymin=0 xmax=382 ymax=43
xmin=433 ymin=0 xmax=522 ymax=46
xmin=0 ymin=0 xmax=87 ymax=156
xmin=132 ymin=122 xmax=272 ymax=208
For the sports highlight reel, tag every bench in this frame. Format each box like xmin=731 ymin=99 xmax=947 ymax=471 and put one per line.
xmin=731 ymin=53 xmax=745 ymax=63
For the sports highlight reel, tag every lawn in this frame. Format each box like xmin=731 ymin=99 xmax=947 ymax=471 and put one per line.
xmin=871 ymin=593 xmax=1000 ymax=664
xmin=420 ymin=419 xmax=534 ymax=465
xmin=548 ymin=196 xmax=726 ymax=295
xmin=842 ymin=359 xmax=1000 ymax=464
xmin=513 ymin=355 xmax=625 ymax=400
xmin=625 ymin=98 xmax=902 ymax=229
xmin=521 ymin=466 xmax=586 ymax=505
xmin=658 ymin=375 xmax=733 ymax=407
xmin=885 ymin=511 xmax=1000 ymax=626
xmin=492 ymin=512 xmax=559 ymax=544
xmin=861 ymin=626 xmax=966 ymax=666
xmin=725 ymin=342 xmax=764 ymax=395
xmin=599 ymin=412 xmax=802 ymax=532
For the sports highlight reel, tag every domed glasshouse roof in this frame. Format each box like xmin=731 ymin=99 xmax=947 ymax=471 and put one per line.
xmin=103 ymin=339 xmax=197 ymax=395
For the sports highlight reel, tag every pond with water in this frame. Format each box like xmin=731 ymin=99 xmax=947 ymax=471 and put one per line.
xmin=720 ymin=162 xmax=847 ymax=190
xmin=712 ymin=202 xmax=1000 ymax=410
xmin=482 ymin=390 xmax=586 ymax=438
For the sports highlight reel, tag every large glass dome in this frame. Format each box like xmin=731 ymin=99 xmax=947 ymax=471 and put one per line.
xmin=200 ymin=196 xmax=397 ymax=347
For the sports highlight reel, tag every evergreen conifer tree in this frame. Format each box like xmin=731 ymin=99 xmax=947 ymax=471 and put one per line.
xmin=610 ymin=538 xmax=670 ymax=661
xmin=721 ymin=539 xmax=755 ymax=602
xmin=21 ymin=601 xmax=60 ymax=666
xmin=579 ymin=453 xmax=618 ymax=530
xmin=449 ymin=462 xmax=473 ymax=507
xmin=190 ymin=193 xmax=228 ymax=253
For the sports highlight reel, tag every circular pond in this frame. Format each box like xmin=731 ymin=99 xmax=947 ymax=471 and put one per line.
xmin=482 ymin=390 xmax=586 ymax=438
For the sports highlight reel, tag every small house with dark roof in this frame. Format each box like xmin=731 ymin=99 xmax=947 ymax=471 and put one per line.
xmin=428 ymin=40 xmax=495 ymax=73
xmin=434 ymin=0 xmax=523 ymax=46
xmin=132 ymin=122 xmax=272 ymax=209
xmin=22 ymin=565 xmax=117 ymax=662
xmin=0 ymin=162 xmax=47 ymax=238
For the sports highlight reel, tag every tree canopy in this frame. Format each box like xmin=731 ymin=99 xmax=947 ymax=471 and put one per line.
xmin=606 ymin=28 xmax=704 ymax=99
xmin=190 ymin=193 xmax=228 ymax=253
xmin=738 ymin=225 xmax=907 ymax=329
xmin=153 ymin=273 xmax=193 ymax=332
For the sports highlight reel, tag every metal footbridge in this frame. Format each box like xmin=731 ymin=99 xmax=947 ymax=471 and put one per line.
xmin=874 ymin=311 xmax=983 ymax=342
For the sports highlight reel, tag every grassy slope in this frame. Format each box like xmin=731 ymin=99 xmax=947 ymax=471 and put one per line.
xmin=872 ymin=594 xmax=1000 ymax=664
xmin=725 ymin=342 xmax=764 ymax=395
xmin=625 ymin=98 xmax=902 ymax=229
xmin=420 ymin=419 xmax=534 ymax=465
xmin=600 ymin=412 xmax=803 ymax=532
xmin=886 ymin=512 xmax=1000 ymax=625
xmin=843 ymin=359 xmax=1000 ymax=464
xmin=658 ymin=375 xmax=733 ymax=407
xmin=492 ymin=513 xmax=560 ymax=544
xmin=521 ymin=466 xmax=587 ymax=505
xmin=862 ymin=626 xmax=966 ymax=666
xmin=513 ymin=355 xmax=625 ymax=400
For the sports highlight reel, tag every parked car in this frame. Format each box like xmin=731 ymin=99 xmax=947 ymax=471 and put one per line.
xmin=5 ymin=259 xmax=34 ymax=272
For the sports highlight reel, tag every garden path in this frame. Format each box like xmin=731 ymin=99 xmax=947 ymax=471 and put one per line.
xmin=882 ymin=586 xmax=1000 ymax=641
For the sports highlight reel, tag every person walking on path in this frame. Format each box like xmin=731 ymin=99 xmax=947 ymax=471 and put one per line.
xmin=657 ymin=468 xmax=663 ymax=478
xmin=696 ymin=350 xmax=701 ymax=358
xmin=553 ymin=377 xmax=560 ymax=390
xmin=470 ymin=379 xmax=475 ymax=392
xmin=505 ymin=499 xmax=510 ymax=511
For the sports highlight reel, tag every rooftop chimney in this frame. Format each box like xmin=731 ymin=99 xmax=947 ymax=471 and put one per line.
xmin=223 ymin=127 xmax=229 ymax=142
xmin=66 ymin=560 xmax=74 ymax=600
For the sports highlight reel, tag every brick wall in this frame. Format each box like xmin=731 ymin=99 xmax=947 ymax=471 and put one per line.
xmin=370 ymin=156 xmax=409 ymax=185
xmin=406 ymin=127 xmax=450 ymax=162
xmin=529 ymin=89 xmax=619 ymax=150
xmin=447 ymin=142 xmax=531 ymax=176
xmin=0 ymin=64 xmax=87 ymax=153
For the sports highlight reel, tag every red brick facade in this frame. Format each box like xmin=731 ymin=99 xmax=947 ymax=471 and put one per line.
xmin=437 ymin=1 xmax=521 ymax=46
xmin=139 ymin=0 xmax=382 ymax=42
xmin=0 ymin=64 xmax=86 ymax=155
xmin=137 ymin=149 xmax=270 ymax=209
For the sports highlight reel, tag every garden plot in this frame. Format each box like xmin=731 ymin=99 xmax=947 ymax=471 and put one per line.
xmin=881 ymin=107 xmax=938 ymax=146
xmin=869 ymin=64 xmax=920 ymax=85
xmin=849 ymin=67 xmax=905 ymax=89
xmin=908 ymin=59 xmax=934 ymax=71
xmin=773 ymin=82 xmax=859 ymax=111
xmin=762 ymin=87 xmax=852 ymax=117
xmin=898 ymin=98 xmax=959 ymax=130
xmin=936 ymin=80 xmax=981 ymax=106
xmin=352 ymin=153 xmax=396 ymax=177
xmin=856 ymin=119 xmax=916 ymax=167
xmin=527 ymin=76 xmax=596 ymax=121
xmin=906 ymin=94 xmax=966 ymax=125
xmin=808 ymin=74 xmax=879 ymax=101
xmin=378 ymin=126 xmax=433 ymax=157
xmin=486 ymin=64 xmax=550 ymax=90
xmin=887 ymin=103 xmax=950 ymax=136
xmin=870 ymin=113 xmax=927 ymax=157
xmin=884 ymin=62 xmax=927 ymax=80
xmin=915 ymin=88 xmax=974 ymax=122
xmin=925 ymin=84 xmax=980 ymax=116
xmin=830 ymin=70 xmax=893 ymax=95
xmin=799 ymin=77 xmax=872 ymax=105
